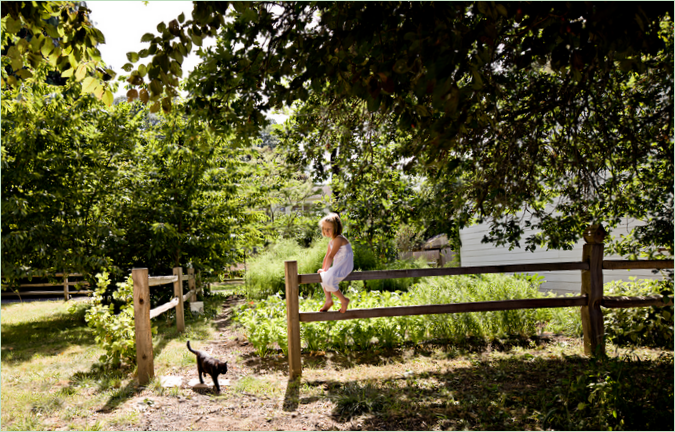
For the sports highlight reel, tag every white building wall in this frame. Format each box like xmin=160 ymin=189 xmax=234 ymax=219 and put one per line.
xmin=460 ymin=219 xmax=663 ymax=295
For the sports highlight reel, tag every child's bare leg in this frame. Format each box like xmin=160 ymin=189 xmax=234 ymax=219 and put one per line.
xmin=319 ymin=287 xmax=333 ymax=312
xmin=333 ymin=290 xmax=350 ymax=313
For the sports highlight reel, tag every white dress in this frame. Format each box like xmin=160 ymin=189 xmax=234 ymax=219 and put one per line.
xmin=320 ymin=240 xmax=354 ymax=292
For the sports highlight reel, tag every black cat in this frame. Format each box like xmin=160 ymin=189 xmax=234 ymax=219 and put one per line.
xmin=186 ymin=341 xmax=228 ymax=392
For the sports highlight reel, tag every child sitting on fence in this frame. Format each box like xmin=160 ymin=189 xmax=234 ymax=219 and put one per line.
xmin=317 ymin=213 xmax=353 ymax=313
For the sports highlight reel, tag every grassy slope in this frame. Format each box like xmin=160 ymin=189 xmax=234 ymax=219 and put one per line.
xmin=0 ymin=299 xmax=220 ymax=431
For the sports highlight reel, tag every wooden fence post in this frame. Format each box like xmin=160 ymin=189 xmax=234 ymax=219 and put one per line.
xmin=285 ymin=260 xmax=302 ymax=379
xmin=133 ymin=268 xmax=154 ymax=385
xmin=63 ymin=274 xmax=69 ymax=301
xmin=581 ymin=224 xmax=606 ymax=356
xmin=173 ymin=267 xmax=185 ymax=333
xmin=188 ymin=268 xmax=196 ymax=301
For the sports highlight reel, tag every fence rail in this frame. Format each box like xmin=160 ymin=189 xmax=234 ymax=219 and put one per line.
xmin=297 ymin=261 xmax=590 ymax=284
xmin=133 ymin=267 xmax=199 ymax=385
xmin=284 ymin=224 xmax=674 ymax=379
xmin=2 ymin=273 xmax=92 ymax=300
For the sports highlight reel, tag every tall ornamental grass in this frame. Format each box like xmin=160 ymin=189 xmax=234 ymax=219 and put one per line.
xmin=244 ymin=238 xmax=328 ymax=298
xmin=244 ymin=239 xmax=425 ymax=299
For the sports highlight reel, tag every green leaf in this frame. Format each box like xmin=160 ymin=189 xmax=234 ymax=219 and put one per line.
xmin=6 ymin=45 xmax=19 ymax=60
xmin=126 ymin=52 xmax=139 ymax=63
xmin=41 ymin=38 xmax=55 ymax=57
xmin=149 ymin=79 xmax=163 ymax=95
xmin=74 ymin=64 xmax=87 ymax=81
xmin=140 ymin=33 xmax=155 ymax=43
xmin=496 ymin=4 xmax=508 ymax=17
xmin=5 ymin=15 xmax=22 ymax=34
xmin=102 ymin=90 xmax=114 ymax=106
xmin=178 ymin=12 xmax=185 ymax=23
xmin=81 ymin=76 xmax=98 ymax=93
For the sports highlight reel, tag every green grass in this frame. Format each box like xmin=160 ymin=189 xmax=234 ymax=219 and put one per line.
xmin=0 ymin=295 xmax=226 ymax=431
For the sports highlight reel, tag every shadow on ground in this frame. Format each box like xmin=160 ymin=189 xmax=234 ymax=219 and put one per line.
xmin=276 ymin=348 xmax=674 ymax=431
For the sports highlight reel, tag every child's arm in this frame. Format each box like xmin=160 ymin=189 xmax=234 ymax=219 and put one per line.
xmin=318 ymin=241 xmax=332 ymax=273
xmin=320 ymin=237 xmax=346 ymax=272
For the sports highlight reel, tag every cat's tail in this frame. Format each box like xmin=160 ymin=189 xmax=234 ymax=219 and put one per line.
xmin=186 ymin=340 xmax=197 ymax=354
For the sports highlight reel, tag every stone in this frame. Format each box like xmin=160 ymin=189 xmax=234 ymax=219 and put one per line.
xmin=159 ymin=376 xmax=183 ymax=388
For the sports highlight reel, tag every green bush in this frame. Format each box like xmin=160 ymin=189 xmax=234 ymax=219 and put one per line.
xmin=367 ymin=257 xmax=429 ymax=292
xmin=537 ymin=291 xmax=584 ymax=337
xmin=412 ymin=273 xmax=542 ymax=339
xmin=542 ymin=353 xmax=674 ymax=431
xmin=246 ymin=238 xmax=391 ymax=299
xmin=84 ymin=272 xmax=151 ymax=368
xmin=603 ymin=278 xmax=673 ymax=349
xmin=233 ymin=294 xmax=288 ymax=356
xmin=351 ymin=242 xmax=380 ymax=272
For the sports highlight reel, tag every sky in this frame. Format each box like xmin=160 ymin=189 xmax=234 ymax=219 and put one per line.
xmin=87 ymin=1 xmax=214 ymax=97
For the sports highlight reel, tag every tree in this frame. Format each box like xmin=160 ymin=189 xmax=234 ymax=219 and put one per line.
xmin=176 ymin=2 xmax=673 ymax=256
xmin=1 ymin=67 xmax=269 ymax=285
xmin=279 ymin=96 xmax=421 ymax=257
xmin=1 ymin=1 xmax=117 ymax=105
xmin=1 ymin=66 xmax=139 ymax=283
xmin=7 ymin=2 xmax=672 ymax=256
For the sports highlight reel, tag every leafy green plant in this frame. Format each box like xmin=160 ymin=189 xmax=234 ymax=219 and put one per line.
xmin=233 ymin=294 xmax=289 ymax=356
xmin=537 ymin=292 xmax=584 ymax=336
xmin=367 ymin=257 xmax=428 ymax=292
xmin=603 ymin=278 xmax=673 ymax=349
xmin=84 ymin=271 xmax=154 ymax=368
xmin=234 ymin=274 xmax=548 ymax=355
xmin=543 ymin=353 xmax=674 ymax=431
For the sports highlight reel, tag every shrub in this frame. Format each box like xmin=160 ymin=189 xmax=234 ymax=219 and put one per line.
xmin=603 ymin=278 xmax=673 ymax=349
xmin=367 ymin=257 xmax=428 ymax=292
xmin=412 ymin=274 xmax=542 ymax=340
xmin=351 ymin=242 xmax=380 ymax=272
xmin=543 ymin=353 xmax=674 ymax=431
xmin=537 ymin=291 xmax=584 ymax=336
xmin=233 ymin=294 xmax=288 ymax=356
xmin=84 ymin=272 xmax=151 ymax=368
xmin=246 ymin=238 xmax=389 ymax=299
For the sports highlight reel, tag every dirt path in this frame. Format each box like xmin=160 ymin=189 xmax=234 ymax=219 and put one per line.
xmin=114 ymin=296 xmax=361 ymax=432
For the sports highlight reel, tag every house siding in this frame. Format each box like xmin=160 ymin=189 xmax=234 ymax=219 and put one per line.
xmin=460 ymin=220 xmax=663 ymax=295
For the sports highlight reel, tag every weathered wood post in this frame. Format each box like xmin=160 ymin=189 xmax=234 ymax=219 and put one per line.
xmin=133 ymin=268 xmax=154 ymax=384
xmin=173 ymin=267 xmax=185 ymax=333
xmin=63 ymin=274 xmax=69 ymax=301
xmin=581 ymin=224 xmax=606 ymax=356
xmin=285 ymin=260 xmax=302 ymax=379
xmin=188 ymin=267 xmax=196 ymax=301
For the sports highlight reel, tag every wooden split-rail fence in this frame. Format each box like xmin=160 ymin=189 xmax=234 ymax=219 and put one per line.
xmin=2 ymin=273 xmax=93 ymax=301
xmin=132 ymin=267 xmax=200 ymax=385
xmin=284 ymin=225 xmax=674 ymax=379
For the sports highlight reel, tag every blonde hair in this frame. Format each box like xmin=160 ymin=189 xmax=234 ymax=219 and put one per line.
xmin=319 ymin=213 xmax=343 ymax=236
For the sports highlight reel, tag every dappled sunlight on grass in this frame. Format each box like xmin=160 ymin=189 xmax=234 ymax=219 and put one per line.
xmin=297 ymin=343 xmax=673 ymax=430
